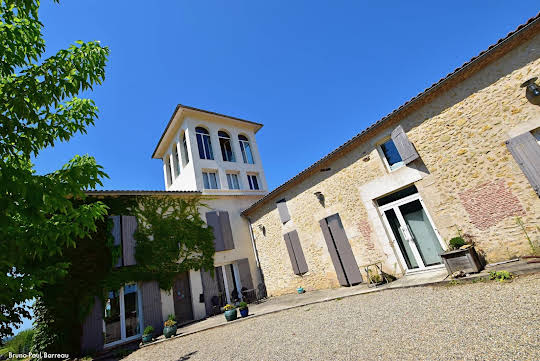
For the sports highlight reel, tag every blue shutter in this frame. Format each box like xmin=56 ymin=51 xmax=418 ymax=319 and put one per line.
xmin=391 ymin=125 xmax=419 ymax=164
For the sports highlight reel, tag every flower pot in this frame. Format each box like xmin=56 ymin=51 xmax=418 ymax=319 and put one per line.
xmin=297 ymin=287 xmax=305 ymax=294
xmin=239 ymin=307 xmax=249 ymax=318
xmin=142 ymin=333 xmax=153 ymax=344
xmin=440 ymin=247 xmax=483 ymax=274
xmin=224 ymin=309 xmax=237 ymax=321
xmin=163 ymin=324 xmax=177 ymax=338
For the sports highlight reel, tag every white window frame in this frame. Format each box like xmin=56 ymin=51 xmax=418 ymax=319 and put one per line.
xmin=218 ymin=131 xmax=236 ymax=162
xmin=247 ymin=173 xmax=260 ymax=190
xmin=182 ymin=132 xmax=190 ymax=165
xmin=164 ymin=156 xmax=173 ymax=186
xmin=202 ymin=170 xmax=220 ymax=189
xmin=226 ymin=172 xmax=241 ymax=190
xmin=172 ymin=145 xmax=180 ymax=177
xmin=238 ymin=135 xmax=255 ymax=164
xmin=103 ymin=283 xmax=143 ymax=349
xmin=196 ymin=127 xmax=214 ymax=160
xmin=377 ymin=138 xmax=405 ymax=173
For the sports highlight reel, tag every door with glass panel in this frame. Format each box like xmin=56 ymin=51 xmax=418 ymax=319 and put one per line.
xmin=378 ymin=186 xmax=445 ymax=271
xmin=103 ymin=283 xmax=142 ymax=346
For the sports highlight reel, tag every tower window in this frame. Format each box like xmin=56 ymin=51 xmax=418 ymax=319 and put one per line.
xmin=219 ymin=131 xmax=236 ymax=162
xmin=239 ymin=135 xmax=254 ymax=164
xmin=196 ymin=127 xmax=214 ymax=160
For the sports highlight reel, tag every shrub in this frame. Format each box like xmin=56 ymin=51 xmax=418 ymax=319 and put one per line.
xmin=449 ymin=236 xmax=466 ymax=250
xmin=237 ymin=302 xmax=248 ymax=310
xmin=143 ymin=326 xmax=154 ymax=335
xmin=489 ymin=270 xmax=513 ymax=282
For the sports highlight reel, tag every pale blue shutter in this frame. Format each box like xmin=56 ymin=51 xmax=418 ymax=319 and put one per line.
xmin=391 ymin=125 xmax=419 ymax=164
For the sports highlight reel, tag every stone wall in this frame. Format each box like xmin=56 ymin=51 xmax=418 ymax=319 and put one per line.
xmin=249 ymin=33 xmax=540 ymax=297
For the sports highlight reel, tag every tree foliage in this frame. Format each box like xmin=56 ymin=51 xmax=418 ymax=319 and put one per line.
xmin=0 ymin=0 xmax=110 ymax=338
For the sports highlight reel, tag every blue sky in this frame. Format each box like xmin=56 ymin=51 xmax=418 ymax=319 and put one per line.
xmin=15 ymin=0 xmax=539 ymax=333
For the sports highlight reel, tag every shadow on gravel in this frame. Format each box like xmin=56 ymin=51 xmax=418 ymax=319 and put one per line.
xmin=177 ymin=351 xmax=197 ymax=360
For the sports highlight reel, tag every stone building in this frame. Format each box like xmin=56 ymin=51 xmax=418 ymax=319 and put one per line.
xmin=242 ymin=15 xmax=540 ymax=296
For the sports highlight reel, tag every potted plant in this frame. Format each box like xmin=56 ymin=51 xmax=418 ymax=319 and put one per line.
xmin=142 ymin=326 xmax=154 ymax=344
xmin=440 ymin=234 xmax=483 ymax=275
xmin=296 ymin=287 xmax=305 ymax=294
xmin=237 ymin=302 xmax=249 ymax=318
xmin=163 ymin=314 xmax=177 ymax=339
xmin=223 ymin=304 xmax=237 ymax=321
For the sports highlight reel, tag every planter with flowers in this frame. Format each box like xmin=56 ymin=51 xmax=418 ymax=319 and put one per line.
xmin=163 ymin=314 xmax=177 ymax=338
xmin=223 ymin=304 xmax=237 ymax=321
xmin=238 ymin=302 xmax=249 ymax=318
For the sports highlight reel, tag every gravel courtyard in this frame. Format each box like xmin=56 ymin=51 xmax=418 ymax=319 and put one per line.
xmin=124 ymin=274 xmax=540 ymax=361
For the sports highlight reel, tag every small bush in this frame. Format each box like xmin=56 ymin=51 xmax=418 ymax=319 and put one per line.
xmin=489 ymin=270 xmax=513 ymax=282
xmin=449 ymin=236 xmax=466 ymax=250
xmin=143 ymin=326 xmax=154 ymax=335
xmin=237 ymin=302 xmax=248 ymax=310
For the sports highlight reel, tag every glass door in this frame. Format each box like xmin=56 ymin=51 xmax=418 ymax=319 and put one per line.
xmin=380 ymin=192 xmax=444 ymax=271
xmin=104 ymin=283 xmax=142 ymax=347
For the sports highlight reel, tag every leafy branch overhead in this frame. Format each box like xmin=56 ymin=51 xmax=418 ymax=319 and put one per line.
xmin=0 ymin=0 xmax=109 ymax=338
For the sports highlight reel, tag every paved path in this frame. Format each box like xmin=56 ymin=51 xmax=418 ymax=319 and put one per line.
xmin=124 ymin=272 xmax=540 ymax=361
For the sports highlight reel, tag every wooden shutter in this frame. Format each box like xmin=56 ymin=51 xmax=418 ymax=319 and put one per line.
xmin=141 ymin=281 xmax=163 ymax=334
xmin=391 ymin=125 xmax=419 ymax=164
xmin=283 ymin=233 xmax=300 ymax=275
xmin=206 ymin=211 xmax=225 ymax=251
xmin=506 ymin=131 xmax=540 ymax=196
xmin=80 ymin=297 xmax=104 ymax=353
xmin=219 ymin=211 xmax=235 ymax=250
xmin=326 ymin=214 xmax=363 ymax=285
xmin=237 ymin=258 xmax=254 ymax=289
xmin=110 ymin=216 xmax=122 ymax=267
xmin=200 ymin=269 xmax=220 ymax=317
xmin=276 ymin=199 xmax=291 ymax=224
xmin=289 ymin=231 xmax=308 ymax=274
xmin=121 ymin=216 xmax=137 ymax=266
xmin=319 ymin=218 xmax=348 ymax=286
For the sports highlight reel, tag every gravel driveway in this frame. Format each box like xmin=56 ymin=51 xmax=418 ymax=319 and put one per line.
xmin=124 ymin=274 xmax=540 ymax=361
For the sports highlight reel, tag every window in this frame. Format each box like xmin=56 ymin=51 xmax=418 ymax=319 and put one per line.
xmin=172 ymin=146 xmax=180 ymax=177
xmin=104 ymin=283 xmax=141 ymax=345
xmin=218 ymin=131 xmax=236 ymax=162
xmin=226 ymin=173 xmax=240 ymax=189
xmin=196 ymin=127 xmax=214 ymax=160
xmin=165 ymin=157 xmax=173 ymax=186
xmin=182 ymin=133 xmax=190 ymax=165
xmin=203 ymin=171 xmax=220 ymax=189
xmin=247 ymin=174 xmax=259 ymax=190
xmin=238 ymin=135 xmax=254 ymax=164
xmin=380 ymin=139 xmax=404 ymax=171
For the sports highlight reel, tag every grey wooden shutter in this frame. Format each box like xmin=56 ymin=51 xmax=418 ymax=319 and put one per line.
xmin=206 ymin=211 xmax=225 ymax=251
xmin=288 ymin=231 xmax=308 ymax=274
xmin=506 ymin=131 xmax=540 ymax=196
xmin=283 ymin=233 xmax=300 ymax=275
xmin=110 ymin=216 xmax=122 ymax=267
xmin=80 ymin=297 xmax=104 ymax=353
xmin=276 ymin=199 xmax=291 ymax=224
xmin=391 ymin=125 xmax=419 ymax=164
xmin=200 ymin=269 xmax=220 ymax=317
xmin=319 ymin=218 xmax=348 ymax=286
xmin=121 ymin=215 xmax=137 ymax=266
xmin=237 ymin=258 xmax=254 ymax=289
xmin=326 ymin=214 xmax=363 ymax=285
xmin=141 ymin=281 xmax=163 ymax=334
xmin=219 ymin=211 xmax=235 ymax=250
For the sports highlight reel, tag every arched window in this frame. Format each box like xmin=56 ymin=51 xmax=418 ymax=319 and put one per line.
xmin=218 ymin=131 xmax=235 ymax=162
xmin=195 ymin=127 xmax=214 ymax=160
xmin=172 ymin=145 xmax=180 ymax=177
xmin=238 ymin=135 xmax=254 ymax=164
xmin=182 ymin=133 xmax=189 ymax=165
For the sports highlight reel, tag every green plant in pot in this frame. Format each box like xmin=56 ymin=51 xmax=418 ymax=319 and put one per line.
xmin=238 ymin=301 xmax=249 ymax=318
xmin=163 ymin=314 xmax=177 ymax=339
xmin=223 ymin=304 xmax=237 ymax=321
xmin=142 ymin=326 xmax=154 ymax=344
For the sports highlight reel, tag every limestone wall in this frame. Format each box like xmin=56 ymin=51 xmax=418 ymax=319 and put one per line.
xmin=249 ymin=33 xmax=540 ymax=297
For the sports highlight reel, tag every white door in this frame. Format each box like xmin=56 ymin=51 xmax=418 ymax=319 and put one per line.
xmin=379 ymin=193 xmax=445 ymax=272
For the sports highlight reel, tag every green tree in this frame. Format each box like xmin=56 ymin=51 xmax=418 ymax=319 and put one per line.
xmin=0 ymin=0 xmax=109 ymax=338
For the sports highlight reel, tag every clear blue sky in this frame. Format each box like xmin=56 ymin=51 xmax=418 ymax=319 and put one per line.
xmin=15 ymin=0 xmax=538 ymax=333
